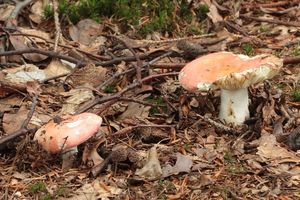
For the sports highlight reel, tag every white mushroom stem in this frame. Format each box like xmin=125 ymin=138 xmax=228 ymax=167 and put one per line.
xmin=61 ymin=147 xmax=78 ymax=170
xmin=219 ymin=88 xmax=250 ymax=125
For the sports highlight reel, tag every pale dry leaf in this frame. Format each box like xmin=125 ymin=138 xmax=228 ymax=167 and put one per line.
xmin=135 ymin=146 xmax=162 ymax=179
xmin=44 ymin=59 xmax=72 ymax=78
xmin=82 ymin=138 xmax=105 ymax=166
xmin=0 ymin=4 xmax=15 ymax=21
xmin=60 ymin=88 xmax=94 ymax=115
xmin=9 ymin=35 xmax=48 ymax=62
xmin=20 ymin=27 xmax=51 ymax=42
xmin=257 ymin=132 xmax=300 ymax=163
xmin=0 ymin=96 xmax=23 ymax=112
xmin=66 ymin=64 xmax=107 ymax=87
xmin=161 ymin=78 xmax=181 ymax=94
xmin=29 ymin=0 xmax=51 ymax=24
xmin=66 ymin=179 xmax=122 ymax=200
xmin=4 ymin=64 xmax=46 ymax=83
xmin=3 ymin=105 xmax=28 ymax=134
xmin=204 ymin=0 xmax=223 ymax=24
xmin=118 ymin=95 xmax=151 ymax=121
xmin=69 ymin=19 xmax=103 ymax=46
xmin=162 ymin=153 xmax=193 ymax=177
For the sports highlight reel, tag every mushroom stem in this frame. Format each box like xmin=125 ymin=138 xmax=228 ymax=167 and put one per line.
xmin=61 ymin=147 xmax=78 ymax=170
xmin=219 ymin=88 xmax=249 ymax=125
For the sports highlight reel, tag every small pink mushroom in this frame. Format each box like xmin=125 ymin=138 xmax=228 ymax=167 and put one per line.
xmin=34 ymin=113 xmax=102 ymax=166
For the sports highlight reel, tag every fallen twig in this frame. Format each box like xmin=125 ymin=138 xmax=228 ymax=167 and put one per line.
xmin=0 ymin=48 xmax=166 ymax=67
xmin=97 ymin=51 xmax=174 ymax=90
xmin=52 ymin=0 xmax=62 ymax=51
xmin=6 ymin=0 xmax=32 ymax=27
xmin=240 ymin=14 xmax=300 ymax=27
xmin=105 ymin=34 xmax=143 ymax=83
xmin=193 ymin=114 xmax=238 ymax=134
xmin=76 ymin=72 xmax=179 ymax=114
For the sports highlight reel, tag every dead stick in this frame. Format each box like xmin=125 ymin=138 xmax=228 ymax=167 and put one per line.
xmin=0 ymin=48 xmax=162 ymax=66
xmin=76 ymin=72 xmax=179 ymax=114
xmin=105 ymin=35 xmax=143 ymax=83
xmin=240 ymin=14 xmax=300 ymax=27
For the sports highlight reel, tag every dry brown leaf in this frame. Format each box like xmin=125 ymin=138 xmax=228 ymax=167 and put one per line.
xmin=257 ymin=132 xmax=300 ymax=164
xmin=69 ymin=19 xmax=103 ymax=46
xmin=82 ymin=138 xmax=105 ymax=166
xmin=204 ymin=0 xmax=223 ymax=24
xmin=0 ymin=4 xmax=15 ymax=22
xmin=9 ymin=35 xmax=48 ymax=62
xmin=29 ymin=0 xmax=51 ymax=24
xmin=60 ymin=88 xmax=95 ymax=115
xmin=44 ymin=59 xmax=72 ymax=78
xmin=135 ymin=146 xmax=162 ymax=179
xmin=118 ymin=94 xmax=151 ymax=120
xmin=66 ymin=63 xmax=107 ymax=87
xmin=3 ymin=105 xmax=28 ymax=134
xmin=66 ymin=178 xmax=122 ymax=200
xmin=3 ymin=64 xmax=46 ymax=83
xmin=162 ymin=153 xmax=193 ymax=177
xmin=20 ymin=27 xmax=51 ymax=42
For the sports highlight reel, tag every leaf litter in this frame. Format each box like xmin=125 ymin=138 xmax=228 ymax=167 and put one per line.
xmin=0 ymin=0 xmax=300 ymax=199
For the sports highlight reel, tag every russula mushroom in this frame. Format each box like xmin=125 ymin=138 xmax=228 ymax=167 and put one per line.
xmin=179 ymin=52 xmax=283 ymax=125
xmin=34 ymin=113 xmax=102 ymax=164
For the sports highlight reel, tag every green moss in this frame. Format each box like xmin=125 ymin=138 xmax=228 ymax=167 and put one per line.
xmin=259 ymin=25 xmax=271 ymax=33
xmin=292 ymin=90 xmax=300 ymax=101
xmin=183 ymin=143 xmax=191 ymax=151
xmin=243 ymin=43 xmax=254 ymax=56
xmin=291 ymin=47 xmax=300 ymax=56
xmin=55 ymin=186 xmax=67 ymax=197
xmin=224 ymin=151 xmax=246 ymax=174
xmin=197 ymin=4 xmax=209 ymax=20
xmin=43 ymin=0 xmax=206 ymax=35
xmin=104 ymin=85 xmax=116 ymax=93
xmin=43 ymin=4 xmax=54 ymax=19
xmin=28 ymin=181 xmax=47 ymax=193
xmin=41 ymin=194 xmax=52 ymax=200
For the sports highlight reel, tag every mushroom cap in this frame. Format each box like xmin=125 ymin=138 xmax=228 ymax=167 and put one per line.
xmin=34 ymin=113 xmax=102 ymax=153
xmin=179 ymin=52 xmax=283 ymax=91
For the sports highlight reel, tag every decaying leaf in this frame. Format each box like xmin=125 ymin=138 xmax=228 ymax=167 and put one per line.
xmin=66 ymin=179 xmax=123 ymax=200
xmin=82 ymin=138 xmax=105 ymax=166
xmin=118 ymin=95 xmax=151 ymax=120
xmin=66 ymin=63 xmax=107 ymax=87
xmin=2 ymin=105 xmax=28 ymax=134
xmin=3 ymin=64 xmax=46 ymax=83
xmin=162 ymin=153 xmax=193 ymax=177
xmin=29 ymin=0 xmax=51 ymax=24
xmin=44 ymin=59 xmax=72 ymax=78
xmin=60 ymin=88 xmax=95 ymax=115
xmin=204 ymin=0 xmax=223 ymax=23
xmin=69 ymin=19 xmax=103 ymax=46
xmin=135 ymin=146 xmax=162 ymax=179
xmin=257 ymin=132 xmax=299 ymax=162
xmin=9 ymin=35 xmax=48 ymax=62
xmin=0 ymin=4 xmax=15 ymax=21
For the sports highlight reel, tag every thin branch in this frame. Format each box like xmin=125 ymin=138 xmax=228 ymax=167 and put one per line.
xmin=76 ymin=72 xmax=179 ymax=114
xmin=52 ymin=0 xmax=61 ymax=52
xmin=193 ymin=114 xmax=238 ymax=134
xmin=6 ymin=0 xmax=32 ymax=27
xmin=240 ymin=14 xmax=300 ymax=27
xmin=105 ymin=34 xmax=143 ymax=83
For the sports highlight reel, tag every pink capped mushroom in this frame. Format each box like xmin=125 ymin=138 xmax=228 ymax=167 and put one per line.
xmin=179 ymin=52 xmax=283 ymax=125
xmin=34 ymin=113 xmax=102 ymax=166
